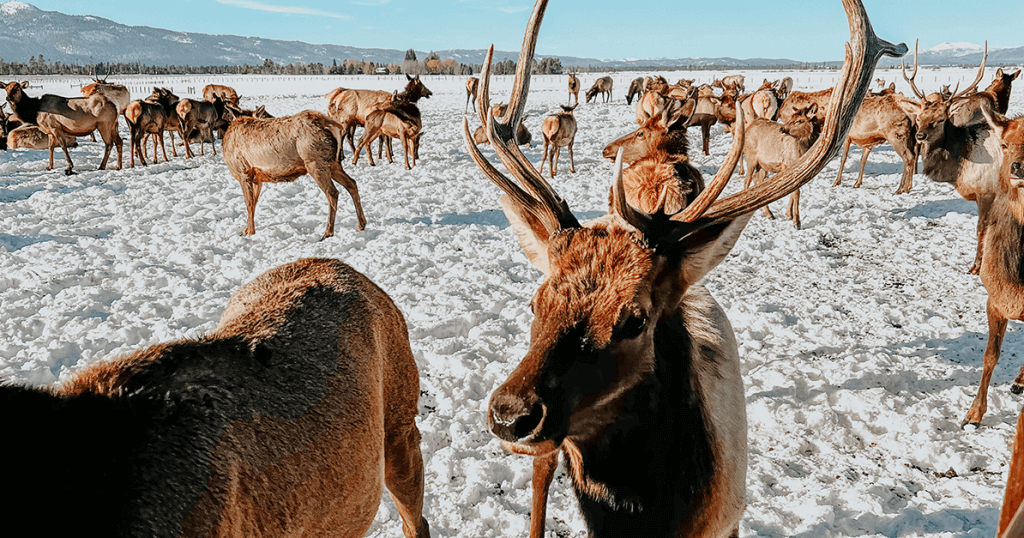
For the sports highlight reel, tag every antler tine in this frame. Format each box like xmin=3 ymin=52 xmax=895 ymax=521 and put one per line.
xmin=502 ymin=0 xmax=547 ymax=129
xmin=952 ymin=41 xmax=987 ymax=100
xmin=674 ymin=104 xmax=745 ymax=223
xmin=611 ymin=148 xmax=653 ymax=233
xmin=698 ymin=0 xmax=907 ymax=224
xmin=902 ymin=39 xmax=926 ymax=99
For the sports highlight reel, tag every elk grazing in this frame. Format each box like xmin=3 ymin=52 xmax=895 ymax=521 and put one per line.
xmin=222 ymin=110 xmax=367 ymax=239
xmin=326 ymin=75 xmax=432 ymax=157
xmin=539 ymin=104 xmax=577 ymax=177
xmin=986 ymin=68 xmax=1021 ymax=115
xmin=353 ymin=92 xmax=422 ymax=170
xmin=567 ymin=73 xmax=580 ymax=105
xmin=463 ymin=1 xmax=902 ymax=537
xmin=625 ymin=77 xmax=645 ymax=105
xmin=832 ymin=91 xmax=919 ymax=194
xmin=473 ymin=102 xmax=532 ymax=147
xmin=466 ymin=76 xmax=480 ymax=114
xmin=2 ymin=81 xmax=122 ymax=174
xmin=1 ymin=258 xmax=431 ymax=538
xmin=959 ymin=109 xmax=1024 ymax=427
xmin=176 ymin=97 xmax=225 ymax=158
xmin=691 ymin=84 xmax=720 ymax=156
xmin=585 ymin=76 xmax=614 ymax=103
xmin=123 ymin=87 xmax=179 ymax=167
xmin=903 ymin=40 xmax=1001 ymax=274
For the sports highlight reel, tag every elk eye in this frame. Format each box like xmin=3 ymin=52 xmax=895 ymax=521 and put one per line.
xmin=615 ymin=314 xmax=647 ymax=340
xmin=636 ymin=132 xmax=645 ymax=139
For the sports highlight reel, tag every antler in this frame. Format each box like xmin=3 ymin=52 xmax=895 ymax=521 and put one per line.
xmin=462 ymin=0 xmax=579 ymax=237
xmin=696 ymin=0 xmax=907 ymax=224
xmin=951 ymin=41 xmax=987 ymax=100
xmin=902 ymin=40 xmax=926 ymax=99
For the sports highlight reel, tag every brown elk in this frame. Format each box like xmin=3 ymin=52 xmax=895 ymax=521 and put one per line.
xmin=463 ymin=1 xmax=902 ymax=537
xmin=1 ymin=257 xmax=431 ymax=538
xmin=81 ymin=76 xmax=130 ymax=142
xmin=202 ymin=83 xmax=240 ymax=106
xmin=326 ymin=75 xmax=432 ymax=157
xmin=742 ymin=79 xmax=780 ymax=122
xmin=625 ymin=77 xmax=644 ymax=105
xmin=959 ymin=109 xmax=1024 ymax=427
xmin=539 ymin=104 xmax=577 ymax=177
xmin=567 ymin=72 xmax=580 ymax=105
xmin=2 ymin=81 xmax=122 ymax=174
xmin=832 ymin=91 xmax=919 ymax=194
xmin=779 ymin=87 xmax=833 ymax=124
xmin=176 ymin=97 xmax=226 ymax=158
xmin=141 ymin=87 xmax=182 ymax=158
xmin=585 ymin=76 xmax=614 ymax=103
xmin=353 ymin=92 xmax=421 ymax=170
xmin=5 ymin=124 xmax=78 ymax=150
xmin=986 ymin=68 xmax=1020 ymax=115
xmin=712 ymin=74 xmax=746 ymax=94
xmin=222 ymin=110 xmax=367 ymax=239
xmin=123 ymin=87 xmax=179 ymax=167
xmin=473 ymin=103 xmax=532 ymax=147
xmin=466 ymin=76 xmax=480 ymax=114
xmin=691 ymin=84 xmax=720 ymax=156
xmin=776 ymin=76 xmax=795 ymax=101
xmin=1000 ymin=412 xmax=1024 ymax=538
xmin=903 ymin=41 xmax=1001 ymax=274
xmin=743 ymin=104 xmax=821 ymax=229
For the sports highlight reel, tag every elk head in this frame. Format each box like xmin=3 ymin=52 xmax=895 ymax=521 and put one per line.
xmin=983 ymin=108 xmax=1024 ymax=206
xmin=464 ymin=0 xmax=905 ymax=457
xmin=403 ymin=74 xmax=433 ymax=100
xmin=602 ymin=101 xmax=693 ymax=163
xmin=903 ymin=39 xmax=988 ymax=149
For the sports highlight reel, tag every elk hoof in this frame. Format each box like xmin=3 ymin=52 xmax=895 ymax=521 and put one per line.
xmin=64 ymin=168 xmax=76 ymax=176
xmin=1012 ymin=384 xmax=1024 ymax=395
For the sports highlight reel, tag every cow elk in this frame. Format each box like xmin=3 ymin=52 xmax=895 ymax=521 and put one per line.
xmin=2 ymin=81 xmax=122 ymax=174
xmin=833 ymin=91 xmax=919 ymax=194
xmin=466 ymin=76 xmax=480 ymax=114
xmin=779 ymin=87 xmax=833 ymax=124
xmin=473 ymin=103 xmax=532 ymax=147
xmin=567 ymin=73 xmax=580 ymax=105
xmin=987 ymin=68 xmax=1021 ymax=115
xmin=124 ymin=87 xmax=179 ymax=167
xmin=5 ymin=124 xmax=78 ymax=150
xmin=585 ymin=76 xmax=614 ymax=104
xmin=202 ymin=83 xmax=240 ymax=107
xmin=81 ymin=75 xmax=130 ymax=142
xmin=326 ymin=75 xmax=432 ymax=157
xmin=1 ymin=258 xmax=431 ymax=538
xmin=539 ymin=104 xmax=577 ymax=177
xmin=713 ymin=74 xmax=746 ymax=94
xmin=903 ymin=40 xmax=1001 ymax=274
xmin=959 ymin=109 xmax=1024 ymax=427
xmin=625 ymin=77 xmax=644 ymax=105
xmin=353 ymin=92 xmax=422 ymax=170
xmin=222 ymin=110 xmax=367 ymax=239
xmin=691 ymin=84 xmax=720 ymax=156
xmin=176 ymin=97 xmax=226 ymax=158
xmin=742 ymin=79 xmax=780 ymax=122
xmin=776 ymin=77 xmax=795 ymax=101
xmin=463 ymin=1 xmax=904 ymax=537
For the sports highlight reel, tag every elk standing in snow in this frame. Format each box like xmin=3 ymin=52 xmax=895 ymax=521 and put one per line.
xmin=123 ymin=87 xmax=178 ymax=167
xmin=1 ymin=257 xmax=431 ymax=538
xmin=625 ymin=77 xmax=644 ymax=105
xmin=567 ymin=73 xmax=580 ymax=105
xmin=833 ymin=91 xmax=919 ymax=194
xmin=466 ymin=76 xmax=479 ymax=114
xmin=176 ymin=97 xmax=225 ymax=158
xmin=585 ymin=76 xmax=614 ymax=103
xmin=743 ymin=104 xmax=820 ymax=229
xmin=539 ymin=104 xmax=577 ymax=177
xmin=353 ymin=92 xmax=422 ymax=170
xmin=473 ymin=102 xmax=532 ymax=147
xmin=326 ymin=75 xmax=432 ymax=158
xmin=463 ymin=1 xmax=904 ymax=536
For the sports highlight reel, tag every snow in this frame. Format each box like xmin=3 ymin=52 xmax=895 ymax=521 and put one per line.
xmin=1 ymin=69 xmax=1022 ymax=537
xmin=926 ymin=42 xmax=984 ymax=53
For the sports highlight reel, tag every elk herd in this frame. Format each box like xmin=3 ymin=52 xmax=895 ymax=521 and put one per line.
xmin=4 ymin=0 xmax=1024 ymax=535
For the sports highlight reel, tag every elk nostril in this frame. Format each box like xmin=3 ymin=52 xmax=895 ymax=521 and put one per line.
xmin=490 ymin=398 xmax=546 ymax=443
xmin=512 ymin=403 xmax=545 ymax=440
xmin=1011 ymin=162 xmax=1023 ymax=178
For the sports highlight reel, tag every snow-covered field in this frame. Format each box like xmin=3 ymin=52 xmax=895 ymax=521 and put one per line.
xmin=2 ymin=67 xmax=1023 ymax=537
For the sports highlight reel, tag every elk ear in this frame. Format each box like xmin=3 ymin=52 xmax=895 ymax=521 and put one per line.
xmin=896 ymin=99 xmax=921 ymax=118
xmin=675 ymin=214 xmax=754 ymax=290
xmin=19 ymin=81 xmax=29 ymax=89
xmin=997 ymin=68 xmax=1005 ymax=78
xmin=1013 ymin=70 xmax=1022 ymax=81
xmin=406 ymin=74 xmax=412 ymax=81
xmin=981 ymin=106 xmax=1011 ymax=140
xmin=499 ymin=194 xmax=552 ymax=275
xmin=806 ymin=103 xmax=818 ymax=118
xmin=669 ymin=99 xmax=696 ymax=128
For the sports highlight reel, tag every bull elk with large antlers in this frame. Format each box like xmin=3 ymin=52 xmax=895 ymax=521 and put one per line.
xmin=463 ymin=1 xmax=904 ymax=536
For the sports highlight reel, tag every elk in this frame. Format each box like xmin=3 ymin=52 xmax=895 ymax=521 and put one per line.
xmin=986 ymin=68 xmax=1020 ymax=115
xmin=776 ymin=76 xmax=795 ymax=101
xmin=903 ymin=40 xmax=1001 ymax=274
xmin=743 ymin=104 xmax=821 ymax=229
xmin=123 ymin=87 xmax=179 ymax=167
xmin=636 ymin=78 xmax=695 ymax=125
xmin=538 ymin=104 xmax=577 ymax=177
xmin=222 ymin=110 xmax=367 ymax=239
xmin=691 ymin=84 xmax=720 ymax=156
xmin=713 ymin=74 xmax=746 ymax=94
xmin=473 ymin=103 xmax=532 ymax=147
xmin=141 ymin=87 xmax=182 ymax=158
xmin=832 ymin=91 xmax=919 ymax=194
xmin=463 ymin=1 xmax=902 ymax=537
xmin=999 ymin=411 xmax=1024 ymax=538
xmin=81 ymin=76 xmax=130 ymax=142
xmin=779 ymin=87 xmax=834 ymax=124
xmin=585 ymin=76 xmax=614 ymax=103
xmin=742 ymin=79 xmax=780 ymax=122
xmin=466 ymin=76 xmax=479 ymax=114
xmin=1 ymin=258 xmax=431 ymax=538
xmin=5 ymin=124 xmax=78 ymax=150
xmin=176 ymin=97 xmax=225 ymax=158
xmin=202 ymin=83 xmax=240 ymax=107
xmin=2 ymin=80 xmax=122 ymax=173
xmin=959 ymin=109 xmax=1024 ymax=427
xmin=353 ymin=92 xmax=422 ymax=170
xmin=625 ymin=77 xmax=644 ymax=105
xmin=326 ymin=75 xmax=432 ymax=157
xmin=568 ymin=73 xmax=580 ymax=105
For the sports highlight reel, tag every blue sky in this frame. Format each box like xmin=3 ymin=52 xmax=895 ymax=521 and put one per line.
xmin=24 ymin=1 xmax=1023 ymax=62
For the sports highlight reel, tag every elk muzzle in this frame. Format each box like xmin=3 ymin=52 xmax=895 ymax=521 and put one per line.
xmin=1011 ymin=161 xmax=1023 ymax=180
xmin=488 ymin=387 xmax=548 ymax=444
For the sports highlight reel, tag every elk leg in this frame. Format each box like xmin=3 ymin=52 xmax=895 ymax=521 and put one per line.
xmin=551 ymin=147 xmax=560 ymax=178
xmin=385 ymin=136 xmax=395 ymax=165
xmin=238 ymin=174 xmax=261 ymax=236
xmin=1000 ymin=413 xmax=1024 ymax=536
xmin=963 ymin=300 xmax=1009 ymax=427
xmin=169 ymin=130 xmax=178 ymax=157
xmin=59 ymin=137 xmax=75 ymax=174
xmin=209 ymin=128 xmax=217 ymax=156
xmin=309 ymin=163 xmax=340 ymax=240
xmin=854 ymin=146 xmax=872 ymax=189
xmin=756 ymin=170 xmax=774 ymax=220
xmin=159 ymin=132 xmax=169 ymax=163
xmin=400 ymin=133 xmax=411 ymax=170
xmin=529 ymin=452 xmax=558 ymax=538
xmin=568 ymin=139 xmax=576 ymax=174
xmin=539 ymin=141 xmax=549 ymax=176
xmin=181 ymin=127 xmax=194 ymax=159
xmin=972 ymin=194 xmax=995 ymax=275
xmin=383 ymin=422 xmax=430 ymax=538
xmin=787 ymin=189 xmax=801 ymax=229
xmin=331 ymin=161 xmax=367 ymax=231
xmin=833 ymin=137 xmax=852 ymax=187
xmin=701 ymin=121 xmax=711 ymax=156
xmin=894 ymin=136 xmax=916 ymax=194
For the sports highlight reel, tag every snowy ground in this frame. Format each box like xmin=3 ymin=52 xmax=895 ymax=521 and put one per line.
xmin=2 ymin=68 xmax=1023 ymax=537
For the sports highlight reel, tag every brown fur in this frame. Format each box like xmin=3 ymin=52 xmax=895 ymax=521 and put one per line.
xmin=466 ymin=76 xmax=479 ymax=114
xmin=778 ymin=87 xmax=833 ymax=124
xmin=124 ymin=88 xmax=178 ymax=167
xmin=833 ymin=93 xmax=918 ymax=194
xmin=7 ymin=124 xmax=77 ymax=150
xmin=585 ymin=76 xmax=614 ymax=104
xmin=473 ymin=103 xmax=532 ymax=147
xmin=222 ymin=111 xmax=367 ymax=239
xmin=987 ymin=68 xmax=1021 ymax=115
xmin=353 ymin=95 xmax=422 ymax=170
xmin=326 ymin=75 xmax=432 ymax=157
xmin=743 ymin=104 xmax=819 ymax=229
xmin=625 ymin=77 xmax=644 ymax=105
xmin=962 ymin=112 xmax=1024 ymax=426
xmin=175 ymin=97 xmax=226 ymax=158
xmin=539 ymin=104 xmax=577 ymax=177
xmin=51 ymin=258 xmax=430 ymax=538
xmin=202 ymin=84 xmax=240 ymax=107
xmin=568 ymin=73 xmax=581 ymax=105
xmin=712 ymin=75 xmax=745 ymax=94
xmin=1000 ymin=413 xmax=1024 ymax=537
xmin=2 ymin=81 xmax=122 ymax=173
xmin=141 ymin=87 xmax=181 ymax=158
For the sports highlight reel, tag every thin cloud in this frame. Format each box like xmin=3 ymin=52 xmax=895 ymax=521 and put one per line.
xmin=216 ymin=0 xmax=352 ymax=20
xmin=495 ymin=6 xmax=529 ymax=13
xmin=351 ymin=0 xmax=392 ymax=5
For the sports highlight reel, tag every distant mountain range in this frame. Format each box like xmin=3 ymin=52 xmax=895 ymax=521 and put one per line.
xmin=1 ymin=2 xmax=1021 ymax=69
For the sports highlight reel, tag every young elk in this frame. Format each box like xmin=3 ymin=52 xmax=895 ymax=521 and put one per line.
xmin=176 ymin=96 xmax=225 ymax=158
xmin=743 ymin=104 xmax=820 ymax=229
xmin=960 ymin=109 xmax=1024 ymax=427
xmin=539 ymin=104 xmax=577 ymax=177
xmin=567 ymin=73 xmax=580 ymax=105
xmin=585 ymin=76 xmax=614 ymax=103
xmin=222 ymin=110 xmax=367 ymax=239
xmin=833 ymin=91 xmax=919 ymax=194
xmin=625 ymin=77 xmax=645 ymax=105
xmin=463 ymin=1 xmax=901 ymax=536
xmin=903 ymin=41 xmax=1001 ymax=274
xmin=123 ymin=87 xmax=178 ymax=167
xmin=353 ymin=92 xmax=421 ymax=170
xmin=2 ymin=81 xmax=122 ymax=174
xmin=326 ymin=75 xmax=432 ymax=157
xmin=1 ymin=258 xmax=431 ymax=538
xmin=466 ymin=76 xmax=480 ymax=114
